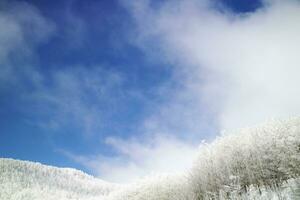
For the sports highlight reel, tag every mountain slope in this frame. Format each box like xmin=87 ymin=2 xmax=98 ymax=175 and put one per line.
xmin=0 ymin=158 xmax=120 ymax=200
xmin=1 ymin=118 xmax=300 ymax=200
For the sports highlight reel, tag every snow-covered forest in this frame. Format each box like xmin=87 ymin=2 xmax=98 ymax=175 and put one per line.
xmin=1 ymin=118 xmax=300 ymax=200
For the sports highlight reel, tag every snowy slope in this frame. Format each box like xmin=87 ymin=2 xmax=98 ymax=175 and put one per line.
xmin=1 ymin=118 xmax=300 ymax=200
xmin=0 ymin=158 xmax=120 ymax=200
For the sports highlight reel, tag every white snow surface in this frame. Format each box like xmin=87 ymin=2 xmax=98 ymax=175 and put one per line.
xmin=1 ymin=118 xmax=300 ymax=200
xmin=0 ymin=158 xmax=120 ymax=200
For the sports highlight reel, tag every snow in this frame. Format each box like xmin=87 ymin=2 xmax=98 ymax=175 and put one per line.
xmin=0 ymin=158 xmax=120 ymax=200
xmin=190 ymin=118 xmax=300 ymax=199
xmin=1 ymin=118 xmax=300 ymax=200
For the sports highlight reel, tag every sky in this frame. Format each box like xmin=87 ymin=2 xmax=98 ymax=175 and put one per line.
xmin=1 ymin=0 xmax=300 ymax=183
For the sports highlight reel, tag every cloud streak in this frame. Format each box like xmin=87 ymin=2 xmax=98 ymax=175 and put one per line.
xmin=0 ymin=1 xmax=54 ymax=88
xmin=30 ymin=66 xmax=127 ymax=135
xmin=63 ymin=134 xmax=198 ymax=183
xmin=0 ymin=2 xmax=128 ymax=137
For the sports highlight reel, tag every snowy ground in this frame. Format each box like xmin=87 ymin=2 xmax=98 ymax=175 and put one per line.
xmin=0 ymin=158 xmax=120 ymax=200
xmin=1 ymin=118 xmax=300 ymax=200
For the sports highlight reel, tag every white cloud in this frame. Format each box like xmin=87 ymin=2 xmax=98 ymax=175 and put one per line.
xmin=63 ymin=134 xmax=198 ymax=183
xmin=75 ymin=0 xmax=300 ymax=183
xmin=126 ymin=0 xmax=300 ymax=130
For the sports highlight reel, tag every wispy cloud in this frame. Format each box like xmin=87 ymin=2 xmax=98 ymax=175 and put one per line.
xmin=62 ymin=134 xmax=198 ymax=183
xmin=0 ymin=1 xmax=54 ymax=87
xmin=57 ymin=0 xmax=88 ymax=49
xmin=0 ymin=1 xmax=126 ymax=136
xmin=30 ymin=66 xmax=125 ymax=135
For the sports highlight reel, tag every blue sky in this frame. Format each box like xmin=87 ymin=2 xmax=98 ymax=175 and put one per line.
xmin=1 ymin=0 xmax=300 ymax=183
xmin=0 ymin=0 xmax=171 ymax=171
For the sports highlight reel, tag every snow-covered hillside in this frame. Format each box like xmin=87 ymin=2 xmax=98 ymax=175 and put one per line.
xmin=0 ymin=158 xmax=120 ymax=200
xmin=1 ymin=118 xmax=300 ymax=200
xmin=190 ymin=118 xmax=300 ymax=199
